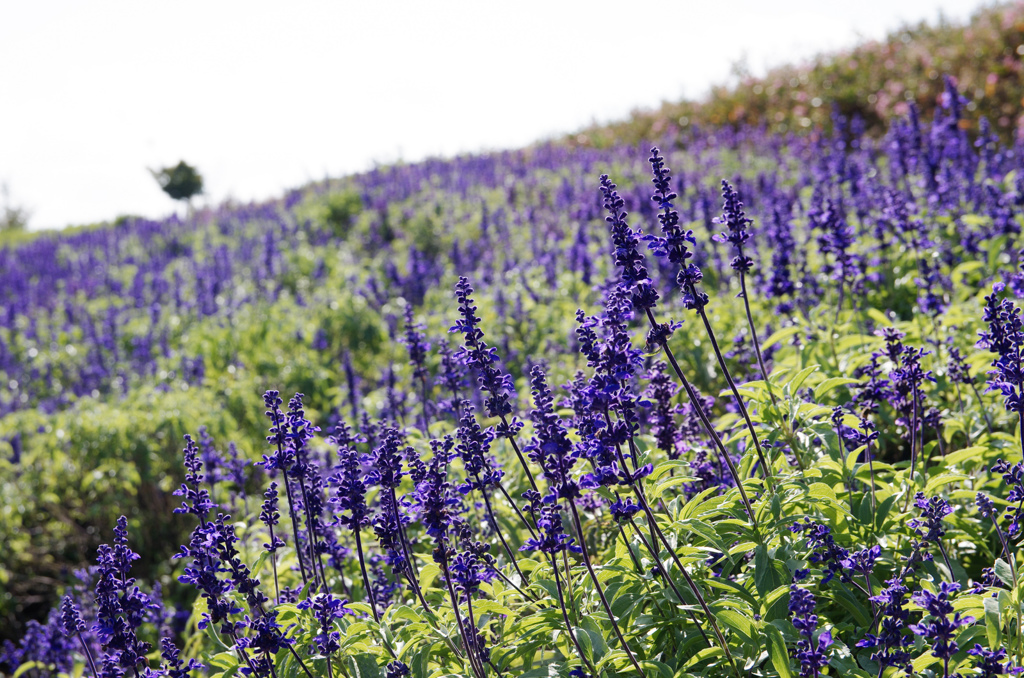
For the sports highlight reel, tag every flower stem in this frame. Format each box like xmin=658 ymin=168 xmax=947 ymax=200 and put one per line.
xmin=694 ymin=304 xmax=773 ymax=481
xmin=549 ymin=553 xmax=599 ymax=677
xmin=738 ymin=270 xmax=778 ymax=407
xmin=567 ymin=500 xmax=648 ymax=678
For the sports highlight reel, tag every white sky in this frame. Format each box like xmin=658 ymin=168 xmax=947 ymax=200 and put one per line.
xmin=0 ymin=1 xmax=994 ymax=230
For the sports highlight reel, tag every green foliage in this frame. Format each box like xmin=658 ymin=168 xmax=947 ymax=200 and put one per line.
xmin=151 ymin=160 xmax=204 ymax=202
xmin=573 ymin=2 xmax=1024 ymax=147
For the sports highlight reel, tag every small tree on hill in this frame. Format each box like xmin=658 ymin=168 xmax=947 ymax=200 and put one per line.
xmin=0 ymin=183 xmax=30 ymax=234
xmin=150 ymin=161 xmax=204 ymax=212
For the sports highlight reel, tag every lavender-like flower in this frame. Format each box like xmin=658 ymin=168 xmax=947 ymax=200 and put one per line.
xmin=160 ymin=637 xmax=203 ymax=678
xmin=331 ymin=437 xmax=370 ymax=532
xmin=519 ymin=501 xmax=580 ymax=555
xmin=599 ymin=174 xmax=660 ymax=313
xmin=526 ymin=365 xmax=581 ymax=501
xmin=909 ymin=582 xmax=974 ymax=677
xmin=791 ymin=519 xmax=849 ymax=585
xmin=436 ymin=340 xmax=469 ymax=418
xmin=385 ymin=660 xmax=411 ymax=678
xmin=454 ymin=404 xmax=502 ymax=494
xmin=241 ymin=609 xmax=293 ymax=673
xmin=401 ymin=303 xmax=432 ymax=431
xmin=993 ymin=458 xmax=1024 ymax=539
xmin=93 ymin=516 xmax=154 ymax=671
xmin=643 ymin=361 xmax=680 ymax=457
xmin=645 ymin=148 xmax=705 ymax=310
xmin=857 ymin=575 xmax=913 ymax=673
xmin=967 ymin=644 xmax=1019 ymax=678
xmin=260 ymin=482 xmax=285 ymax=553
xmin=59 ymin=596 xmax=85 ymax=635
xmin=414 ymin=437 xmax=455 ymax=540
xmin=173 ymin=434 xmax=217 ymax=519
xmin=712 ymin=180 xmax=755 ymax=274
xmin=60 ymin=596 xmax=99 ymax=678
xmin=788 ymin=584 xmax=832 ymax=678
xmin=297 ymin=592 xmax=353 ymax=657
xmin=450 ymin=277 xmax=515 ymax=420
xmin=909 ymin=491 xmax=956 ymax=576
xmin=978 ymin=284 xmax=1024 ymax=441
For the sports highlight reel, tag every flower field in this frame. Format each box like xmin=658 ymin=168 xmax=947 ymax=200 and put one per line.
xmin=3 ymin=64 xmax=1024 ymax=678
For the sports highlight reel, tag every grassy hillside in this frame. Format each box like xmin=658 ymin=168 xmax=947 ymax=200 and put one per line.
xmin=573 ymin=1 xmax=1024 ymax=148
xmin=2 ymin=8 xmax=1024 ymax=678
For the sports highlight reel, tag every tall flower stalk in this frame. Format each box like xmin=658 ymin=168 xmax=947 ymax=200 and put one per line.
xmin=599 ymin=172 xmax=761 ymax=526
xmin=451 ymin=277 xmax=540 ymax=493
xmin=709 ymin=175 xmax=778 ymax=406
xmin=978 ymin=282 xmax=1024 ymax=458
xmin=644 ymin=150 xmax=773 ymax=479
xmin=525 ymin=365 xmax=648 ymax=678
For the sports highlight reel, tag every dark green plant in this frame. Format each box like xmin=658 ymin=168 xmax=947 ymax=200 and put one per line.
xmin=150 ymin=160 xmax=204 ymax=204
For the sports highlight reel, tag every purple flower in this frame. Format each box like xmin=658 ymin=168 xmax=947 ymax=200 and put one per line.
xmin=173 ymin=434 xmax=217 ymax=519
xmin=841 ymin=545 xmax=881 ymax=575
xmin=59 ymin=596 xmax=85 ymax=636
xmin=599 ymin=174 xmax=660 ymax=313
xmin=93 ymin=516 xmax=154 ymax=670
xmin=978 ymin=283 xmax=1024 ymax=416
xmin=910 ymin=582 xmax=974 ymax=670
xmin=791 ymin=519 xmax=849 ymax=585
xmin=161 ymin=637 xmax=204 ymax=678
xmin=297 ymin=593 xmax=353 ymax=656
xmin=967 ymin=644 xmax=1021 ymax=678
xmin=386 ymin=660 xmax=411 ymax=678
xmin=450 ymin=277 xmax=516 ymax=420
xmin=643 ymin=361 xmax=680 ymax=456
xmin=414 ymin=436 xmax=455 ymax=540
xmin=330 ymin=433 xmax=371 ymax=531
xmin=366 ymin=427 xmax=406 ymax=490
xmin=519 ymin=501 xmax=580 ymax=555
xmin=608 ymin=498 xmax=641 ymax=522
xmin=713 ymin=180 xmax=755 ymax=274
xmin=372 ymin=489 xmax=408 ymax=571
xmin=401 ymin=303 xmax=431 ymax=385
xmin=909 ymin=492 xmax=952 ymax=545
xmin=527 ymin=365 xmax=580 ymax=501
xmin=788 ymin=585 xmax=831 ymax=678
xmin=992 ymin=458 xmax=1024 ymax=534
xmin=645 ymin=147 xmax=704 ymax=310
xmin=259 ymin=482 xmax=285 ymax=553
xmin=455 ymin=404 xmax=503 ymax=494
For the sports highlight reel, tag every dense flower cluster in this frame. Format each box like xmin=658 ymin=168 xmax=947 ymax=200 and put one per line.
xmin=10 ymin=65 xmax=1024 ymax=678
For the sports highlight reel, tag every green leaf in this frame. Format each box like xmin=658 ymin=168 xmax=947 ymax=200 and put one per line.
xmin=473 ymin=599 xmax=515 ymax=617
xmin=207 ymin=652 xmax=241 ymax=670
xmin=574 ymin=626 xmax=594 ymax=664
xmin=787 ymin=365 xmax=820 ymax=392
xmin=814 ymin=377 xmax=861 ymax=399
xmin=940 ymin=445 xmax=989 ymax=467
xmin=874 ymin=494 xmax=898 ymax=530
xmin=984 ymin=595 xmax=1002 ymax=649
xmin=832 ymin=584 xmax=873 ymax=627
xmin=912 ymin=650 xmax=940 ymax=673
xmin=579 ymin=616 xmax=609 ymax=661
xmin=390 ymin=605 xmax=424 ymax=623
xmin=763 ymin=326 xmax=802 ymax=350
xmin=994 ymin=558 xmax=1015 ymax=588
xmin=13 ymin=662 xmax=42 ymax=678
xmin=344 ymin=653 xmax=381 ymax=678
xmin=717 ymin=609 xmax=756 ymax=646
xmin=763 ymin=623 xmax=793 ymax=678
xmin=754 ymin=544 xmax=781 ymax=599
xmin=418 ymin=562 xmax=441 ymax=589
xmin=924 ymin=473 xmax=967 ymax=494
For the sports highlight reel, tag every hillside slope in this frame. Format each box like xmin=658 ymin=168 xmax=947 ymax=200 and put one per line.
xmin=573 ymin=1 xmax=1024 ymax=147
